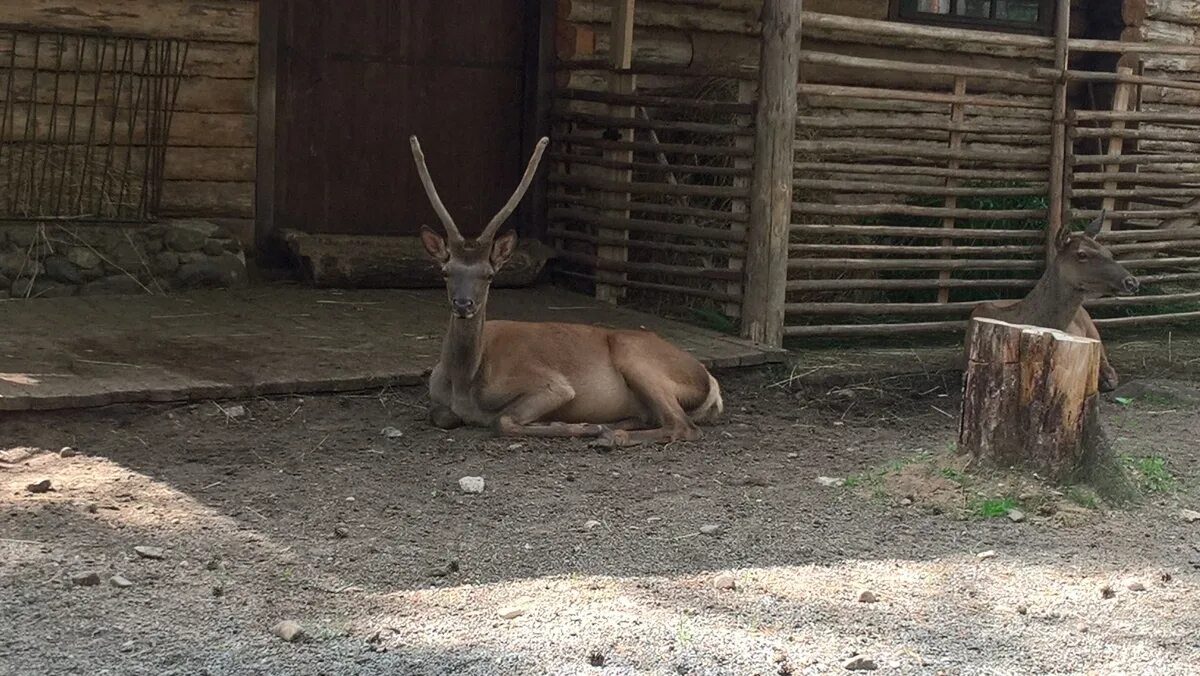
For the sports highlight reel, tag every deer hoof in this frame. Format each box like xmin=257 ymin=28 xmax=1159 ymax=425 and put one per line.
xmin=429 ymin=406 xmax=464 ymax=429
xmin=1099 ymin=367 xmax=1119 ymax=393
xmin=591 ymin=426 xmax=632 ymax=449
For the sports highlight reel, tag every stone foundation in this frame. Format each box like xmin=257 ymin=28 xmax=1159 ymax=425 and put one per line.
xmin=0 ymin=220 xmax=247 ymax=299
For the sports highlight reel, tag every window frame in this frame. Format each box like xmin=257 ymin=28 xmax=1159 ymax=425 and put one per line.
xmin=887 ymin=0 xmax=1055 ymax=36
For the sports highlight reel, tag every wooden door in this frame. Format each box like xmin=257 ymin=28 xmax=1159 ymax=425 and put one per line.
xmin=274 ymin=0 xmax=530 ymax=237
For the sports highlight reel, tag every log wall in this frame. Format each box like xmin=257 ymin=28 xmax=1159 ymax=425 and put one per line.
xmin=0 ymin=1 xmax=258 ymax=232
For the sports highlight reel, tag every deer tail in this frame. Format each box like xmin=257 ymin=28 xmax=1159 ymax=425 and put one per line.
xmin=689 ymin=373 xmax=724 ymax=424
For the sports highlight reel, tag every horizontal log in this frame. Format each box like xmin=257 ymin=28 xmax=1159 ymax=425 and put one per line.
xmin=1072 ymin=171 xmax=1200 ymax=183
xmin=800 ymin=49 xmax=1046 ymax=84
xmin=549 ymin=173 xmax=747 ymax=199
xmin=549 ymin=206 xmax=745 ymax=241
xmin=552 ymin=109 xmax=749 ymax=137
xmin=1123 ymin=0 xmax=1200 ymax=27
xmin=1054 ymin=68 xmax=1200 ymax=93
xmin=554 ymin=268 xmax=740 ymax=303
xmin=792 ymin=161 xmax=1048 ymax=181
xmin=1093 ymin=309 xmax=1200 ymax=327
xmin=1071 ymin=36 xmax=1200 ymax=56
xmin=783 ymin=292 xmax=1200 ymax=316
xmin=1123 ymin=19 xmax=1200 ymax=47
xmin=0 ymin=1 xmax=259 ymax=44
xmin=805 ymin=127 xmax=1051 ymax=146
xmin=1071 ymin=127 xmax=1200 ymax=142
xmin=550 ymin=193 xmax=746 ymax=223
xmin=794 ymin=140 xmax=1048 ymax=164
xmin=1072 ymin=110 xmax=1200 ymax=123
xmin=801 ymin=94 xmax=1051 ymax=121
xmin=797 ymin=83 xmax=1052 ymax=112
xmin=549 ymin=227 xmax=743 ymax=256
xmin=557 ymin=87 xmax=754 ymax=114
xmin=556 ymin=249 xmax=741 ymax=281
xmin=159 ymin=179 xmax=253 ymax=218
xmin=783 ymin=320 xmax=966 ymax=337
xmin=1071 ymin=188 xmax=1200 ymax=198
xmin=0 ymin=107 xmax=255 ymax=147
xmin=1099 ymin=227 xmax=1200 ymax=241
xmin=549 ymin=151 xmax=750 ymax=177
xmin=558 ymin=58 xmax=758 ymax=80
xmin=794 ymin=178 xmax=1047 ymax=197
xmin=800 ymin=11 xmax=1054 ymax=60
xmin=790 ymin=223 xmax=1044 ymax=241
xmin=796 ymin=114 xmax=1047 ymax=134
xmin=565 ymin=0 xmax=759 ymax=35
xmin=786 ymin=277 xmax=1035 ymax=291
xmin=788 ymin=242 xmax=1042 ymax=255
xmin=0 ymin=71 xmax=256 ymax=114
xmin=793 ymin=203 xmax=1046 ymax=219
xmin=554 ymin=133 xmax=752 ymax=158
xmin=163 ymin=146 xmax=254 ymax=182
xmin=788 ymin=257 xmax=1039 ymax=271
xmin=1071 ymin=208 xmax=1200 ymax=219
xmin=0 ymin=33 xmax=257 ymax=78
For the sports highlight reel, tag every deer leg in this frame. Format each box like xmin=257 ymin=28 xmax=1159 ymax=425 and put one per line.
xmin=493 ymin=379 xmax=608 ymax=439
xmin=429 ymin=405 xmax=463 ymax=430
xmin=1072 ymin=308 xmax=1118 ymax=392
xmin=599 ymin=367 xmax=701 ymax=448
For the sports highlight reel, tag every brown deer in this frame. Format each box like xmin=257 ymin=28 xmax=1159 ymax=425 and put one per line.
xmin=409 ymin=135 xmax=723 ymax=446
xmin=969 ymin=211 xmax=1139 ymax=391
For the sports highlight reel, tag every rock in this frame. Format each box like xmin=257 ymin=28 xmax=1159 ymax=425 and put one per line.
xmin=164 ymin=220 xmax=219 ymax=252
xmin=42 ymin=256 xmax=82 ymax=284
xmin=59 ymin=447 xmax=79 ymax=458
xmin=498 ymin=598 xmax=532 ymax=619
xmin=202 ymin=239 xmax=228 ymax=256
xmin=506 ymin=443 xmax=524 ymax=451
xmin=843 ymin=656 xmax=878 ymax=671
xmin=80 ymin=275 xmax=144 ymax=296
xmin=71 ymin=572 xmax=101 ymax=587
xmin=380 ymin=426 xmax=403 ymax=439
xmin=333 ymin=524 xmax=350 ymax=539
xmin=426 ymin=560 xmax=459 ymax=578
xmin=134 ymin=545 xmax=165 ymax=560
xmin=1016 ymin=604 xmax=1028 ymax=615
xmin=66 ymin=246 xmax=101 ymax=270
xmin=713 ymin=572 xmax=737 ymax=590
xmin=976 ymin=550 xmax=997 ymax=560
xmin=151 ymin=251 xmax=179 ymax=275
xmin=584 ymin=519 xmax=602 ymax=530
xmin=1006 ymin=508 xmax=1026 ymax=523
xmin=223 ymin=404 xmax=246 ymax=419
xmin=856 ymin=590 xmax=878 ymax=603
xmin=459 ymin=476 xmax=485 ymax=494
xmin=174 ymin=253 xmax=246 ymax=289
xmin=0 ymin=251 xmax=30 ymax=278
xmin=1182 ymin=509 xmax=1200 ymax=524
xmin=1124 ymin=579 xmax=1146 ymax=592
xmin=588 ymin=651 xmax=606 ymax=667
xmin=109 ymin=575 xmax=134 ymax=588
xmin=1100 ymin=584 xmax=1116 ymax=599
xmin=26 ymin=479 xmax=53 ymax=494
xmin=272 ymin=620 xmax=306 ymax=642
xmin=5 ymin=225 xmax=38 ymax=248
xmin=699 ymin=524 xmax=721 ymax=536
xmin=816 ymin=476 xmax=845 ymax=487
xmin=787 ymin=452 xmax=799 ymax=459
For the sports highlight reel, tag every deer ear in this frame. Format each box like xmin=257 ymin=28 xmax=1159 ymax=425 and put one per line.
xmin=490 ymin=230 xmax=518 ymax=269
xmin=1084 ymin=209 xmax=1105 ymax=238
xmin=1055 ymin=223 xmax=1072 ymax=252
xmin=419 ymin=225 xmax=449 ymax=264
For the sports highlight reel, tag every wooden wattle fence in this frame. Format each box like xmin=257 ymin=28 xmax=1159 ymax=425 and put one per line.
xmin=548 ymin=1 xmax=1200 ymax=346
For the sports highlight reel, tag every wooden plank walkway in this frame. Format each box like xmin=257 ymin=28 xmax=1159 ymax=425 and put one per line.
xmin=0 ymin=285 xmax=782 ymax=411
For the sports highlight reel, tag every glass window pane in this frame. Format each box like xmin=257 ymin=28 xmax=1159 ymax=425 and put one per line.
xmin=902 ymin=0 xmax=951 ymax=15
xmin=957 ymin=0 xmax=993 ymax=18
xmin=995 ymin=0 xmax=1041 ymax=23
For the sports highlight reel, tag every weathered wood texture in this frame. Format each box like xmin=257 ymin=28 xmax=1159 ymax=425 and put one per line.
xmin=958 ymin=318 xmax=1102 ymax=482
xmin=0 ymin=2 xmax=259 ymax=220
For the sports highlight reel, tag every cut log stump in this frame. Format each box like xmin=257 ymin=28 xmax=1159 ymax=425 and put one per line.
xmin=958 ymin=317 xmax=1103 ymax=482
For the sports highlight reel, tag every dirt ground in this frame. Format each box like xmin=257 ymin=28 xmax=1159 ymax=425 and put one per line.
xmin=3 ymin=340 xmax=1200 ymax=675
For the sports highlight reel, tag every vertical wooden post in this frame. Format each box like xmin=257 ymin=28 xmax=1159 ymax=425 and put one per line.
xmin=726 ymin=80 xmax=756 ymax=319
xmin=740 ymin=0 xmax=802 ymax=347
xmin=937 ymin=76 xmax=967 ymax=305
xmin=595 ymin=0 xmax=636 ymax=303
xmin=1045 ymin=0 xmax=1071 ymax=264
xmin=1100 ymin=65 xmax=1135 ymax=232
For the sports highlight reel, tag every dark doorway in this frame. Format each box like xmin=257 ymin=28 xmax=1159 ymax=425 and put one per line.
xmin=270 ymin=1 xmax=533 ymax=239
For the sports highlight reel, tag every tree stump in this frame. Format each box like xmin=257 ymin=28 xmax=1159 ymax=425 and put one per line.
xmin=959 ymin=318 xmax=1103 ymax=482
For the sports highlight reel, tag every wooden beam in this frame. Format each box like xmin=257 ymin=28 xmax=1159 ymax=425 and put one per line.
xmin=595 ymin=0 xmax=636 ymax=303
xmin=938 ymin=76 xmax=967 ymax=304
xmin=1100 ymin=65 xmax=1135 ymax=232
xmin=1045 ymin=0 xmax=1071 ymax=264
xmin=740 ymin=0 xmax=801 ymax=347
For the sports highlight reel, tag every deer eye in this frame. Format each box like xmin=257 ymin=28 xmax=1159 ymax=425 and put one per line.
xmin=1076 ymin=251 xmax=1089 ymax=262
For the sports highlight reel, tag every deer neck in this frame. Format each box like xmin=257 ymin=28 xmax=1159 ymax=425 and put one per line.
xmin=441 ymin=307 xmax=487 ymax=387
xmin=1019 ymin=264 xmax=1084 ymax=330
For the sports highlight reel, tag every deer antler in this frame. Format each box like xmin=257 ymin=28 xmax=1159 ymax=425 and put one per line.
xmin=409 ymin=135 xmax=463 ymax=244
xmin=478 ymin=137 xmax=550 ymax=242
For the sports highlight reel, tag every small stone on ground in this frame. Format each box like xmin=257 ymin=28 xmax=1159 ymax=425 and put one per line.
xmin=977 ymin=550 xmax=997 ymax=560
xmin=26 ymin=479 xmax=53 ymax=494
xmin=272 ymin=620 xmax=306 ymax=642
xmin=584 ymin=519 xmax=602 ymax=530
xmin=70 ymin=572 xmax=101 ymax=586
xmin=857 ymin=590 xmax=878 ymax=603
xmin=844 ymin=656 xmax=878 ymax=671
xmin=713 ymin=572 xmax=737 ymax=590
xmin=458 ymin=476 xmax=485 ymax=494
xmin=133 ymin=546 xmax=165 ymax=560
xmin=1182 ymin=509 xmax=1200 ymax=523
xmin=816 ymin=476 xmax=845 ymax=487
xmin=381 ymin=426 xmax=404 ymax=439
xmin=498 ymin=597 xmax=533 ymax=619
xmin=59 ymin=447 xmax=78 ymax=458
xmin=699 ymin=524 xmax=721 ymax=535
xmin=109 ymin=575 xmax=134 ymax=588
xmin=1007 ymin=508 xmax=1026 ymax=523
xmin=1125 ymin=579 xmax=1147 ymax=592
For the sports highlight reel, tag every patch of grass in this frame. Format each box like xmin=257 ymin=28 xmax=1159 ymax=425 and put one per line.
xmin=972 ymin=496 xmax=1018 ymax=519
xmin=675 ymin=618 xmax=693 ymax=645
xmin=939 ymin=467 xmax=966 ymax=485
xmin=1065 ymin=485 xmax=1099 ymax=510
xmin=1122 ymin=454 xmax=1176 ymax=494
xmin=843 ymin=474 xmax=865 ymax=488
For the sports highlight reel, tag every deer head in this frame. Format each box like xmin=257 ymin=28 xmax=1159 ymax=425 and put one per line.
xmin=1052 ymin=210 xmax=1139 ymax=298
xmin=411 ymin=135 xmax=549 ymax=318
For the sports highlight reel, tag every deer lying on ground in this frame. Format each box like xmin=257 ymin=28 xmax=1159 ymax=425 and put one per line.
xmin=968 ymin=211 xmax=1139 ymax=392
xmin=409 ymin=135 xmax=723 ymax=446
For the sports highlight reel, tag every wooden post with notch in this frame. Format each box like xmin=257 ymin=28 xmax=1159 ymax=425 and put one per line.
xmin=595 ymin=0 xmax=636 ymax=303
xmin=1100 ymin=64 xmax=1135 ymax=232
xmin=740 ymin=0 xmax=802 ymax=347
xmin=1045 ymin=0 xmax=1071 ymax=264
xmin=959 ymin=318 xmax=1102 ymax=482
xmin=937 ymin=77 xmax=967 ymax=304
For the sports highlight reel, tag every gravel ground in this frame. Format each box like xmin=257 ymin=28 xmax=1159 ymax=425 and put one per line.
xmin=2 ymin=365 xmax=1199 ymax=675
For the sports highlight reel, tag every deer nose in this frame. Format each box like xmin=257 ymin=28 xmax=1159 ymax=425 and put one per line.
xmin=1122 ymin=276 xmax=1139 ymax=294
xmin=452 ymin=297 xmax=475 ymax=313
